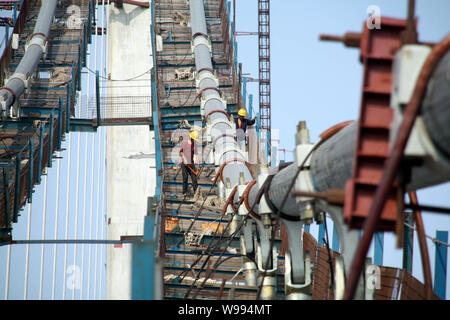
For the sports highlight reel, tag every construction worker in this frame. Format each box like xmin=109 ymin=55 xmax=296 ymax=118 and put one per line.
xmin=180 ymin=130 xmax=199 ymax=195
xmin=235 ymin=108 xmax=257 ymax=149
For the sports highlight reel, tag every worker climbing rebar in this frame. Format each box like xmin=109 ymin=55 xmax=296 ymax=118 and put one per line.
xmin=235 ymin=108 xmax=257 ymax=150
xmin=180 ymin=130 xmax=200 ymax=195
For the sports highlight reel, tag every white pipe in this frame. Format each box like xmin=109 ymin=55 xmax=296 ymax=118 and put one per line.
xmin=189 ymin=0 xmax=252 ymax=188
xmin=0 ymin=0 xmax=58 ymax=116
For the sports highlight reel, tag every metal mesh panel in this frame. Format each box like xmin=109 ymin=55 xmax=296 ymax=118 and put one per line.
xmin=75 ymin=95 xmax=152 ymax=119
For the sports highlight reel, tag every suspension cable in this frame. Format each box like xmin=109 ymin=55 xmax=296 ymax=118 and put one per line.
xmin=184 ymin=176 xmax=270 ymax=299
xmin=51 ymin=149 xmax=62 ymax=300
xmin=71 ymin=131 xmax=82 ymax=300
xmin=184 ymin=166 xmax=275 ymax=298
xmin=62 ymin=132 xmax=73 ymax=300
xmin=80 ymin=26 xmax=92 ymax=298
xmin=99 ymin=0 xmax=107 ymax=299
xmin=4 ymin=239 xmax=11 ymax=299
xmin=94 ymin=127 xmax=102 ymax=299
xmin=24 ymin=203 xmax=32 ymax=299
xmin=39 ymin=173 xmax=49 ymax=299
xmin=184 ymin=204 xmax=245 ymax=298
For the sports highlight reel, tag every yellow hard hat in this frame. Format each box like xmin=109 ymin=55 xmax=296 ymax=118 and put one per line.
xmin=238 ymin=108 xmax=247 ymax=117
xmin=189 ymin=131 xmax=199 ymax=141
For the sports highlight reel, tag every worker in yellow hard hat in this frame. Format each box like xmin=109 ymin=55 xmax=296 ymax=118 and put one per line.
xmin=179 ymin=130 xmax=200 ymax=195
xmin=236 ymin=108 xmax=257 ymax=149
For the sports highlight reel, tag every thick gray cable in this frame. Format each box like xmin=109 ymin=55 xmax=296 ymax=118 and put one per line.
xmin=0 ymin=0 xmax=58 ymax=115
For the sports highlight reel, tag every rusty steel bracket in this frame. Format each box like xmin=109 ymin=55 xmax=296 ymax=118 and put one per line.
xmin=285 ymin=250 xmax=312 ymax=300
xmin=281 ymin=219 xmax=312 ymax=300
xmin=240 ymin=220 xmax=257 ymax=286
xmin=343 ymin=17 xmax=413 ymax=231
xmin=315 ymin=199 xmax=370 ymax=300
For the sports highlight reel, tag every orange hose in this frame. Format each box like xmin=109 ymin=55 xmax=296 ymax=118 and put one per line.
xmin=319 ymin=120 xmax=353 ymax=140
xmin=212 ymin=158 xmax=252 ymax=185
xmin=243 ymin=179 xmax=261 ymax=221
xmin=221 ymin=185 xmax=237 ymax=216
xmin=186 ymin=164 xmax=199 ymax=176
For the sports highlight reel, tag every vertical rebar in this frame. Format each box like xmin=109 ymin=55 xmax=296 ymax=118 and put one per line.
xmin=402 ymin=0 xmax=417 ymax=44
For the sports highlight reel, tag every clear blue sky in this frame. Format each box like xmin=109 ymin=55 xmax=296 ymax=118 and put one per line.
xmin=235 ymin=0 xmax=450 ymax=298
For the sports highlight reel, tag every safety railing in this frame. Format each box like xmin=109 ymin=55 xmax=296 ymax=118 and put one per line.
xmin=0 ymin=98 xmax=64 ymax=238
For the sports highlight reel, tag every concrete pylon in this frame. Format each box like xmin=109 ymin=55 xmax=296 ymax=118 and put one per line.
xmin=105 ymin=3 xmax=156 ymax=300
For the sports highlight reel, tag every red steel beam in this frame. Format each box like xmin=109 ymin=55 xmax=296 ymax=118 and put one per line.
xmin=344 ymin=33 xmax=450 ymax=300
xmin=343 ymin=17 xmax=410 ymax=231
